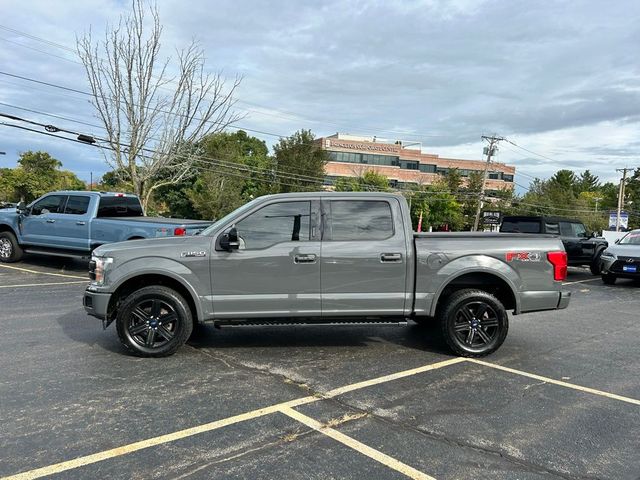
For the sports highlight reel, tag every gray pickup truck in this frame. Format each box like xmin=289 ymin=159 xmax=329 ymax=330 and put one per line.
xmin=0 ymin=191 xmax=212 ymax=262
xmin=84 ymin=192 xmax=571 ymax=358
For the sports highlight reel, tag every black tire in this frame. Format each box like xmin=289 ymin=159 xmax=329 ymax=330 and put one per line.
xmin=116 ymin=286 xmax=193 ymax=357
xmin=590 ymin=250 xmax=604 ymax=275
xmin=0 ymin=231 xmax=24 ymax=263
xmin=602 ymin=273 xmax=617 ymax=285
xmin=437 ymin=289 xmax=509 ymax=357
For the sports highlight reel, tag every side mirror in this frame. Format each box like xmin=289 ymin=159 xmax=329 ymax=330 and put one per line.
xmin=16 ymin=201 xmax=28 ymax=215
xmin=219 ymin=227 xmax=239 ymax=251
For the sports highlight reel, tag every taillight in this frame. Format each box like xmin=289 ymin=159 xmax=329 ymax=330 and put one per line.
xmin=547 ymin=251 xmax=567 ymax=281
xmin=174 ymin=227 xmax=186 ymax=236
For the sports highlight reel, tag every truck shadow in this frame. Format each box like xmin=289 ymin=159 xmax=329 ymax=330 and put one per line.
xmin=187 ymin=322 xmax=449 ymax=354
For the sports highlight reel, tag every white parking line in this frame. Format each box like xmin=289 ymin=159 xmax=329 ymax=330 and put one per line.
xmin=0 ymin=264 xmax=87 ymax=280
xmin=562 ymin=278 xmax=601 ymax=285
xmin=0 ymin=281 xmax=87 ymax=289
xmin=280 ymin=406 xmax=435 ymax=480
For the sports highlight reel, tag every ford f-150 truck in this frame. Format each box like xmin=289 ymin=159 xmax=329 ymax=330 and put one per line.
xmin=84 ymin=192 xmax=571 ymax=358
xmin=0 ymin=191 xmax=213 ymax=262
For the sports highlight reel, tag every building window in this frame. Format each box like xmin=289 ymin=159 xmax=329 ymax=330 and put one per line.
xmin=419 ymin=164 xmax=436 ymax=173
xmin=436 ymin=167 xmax=448 ymax=175
xmin=503 ymin=174 xmax=514 ymax=182
xmin=400 ymin=160 xmax=419 ymax=170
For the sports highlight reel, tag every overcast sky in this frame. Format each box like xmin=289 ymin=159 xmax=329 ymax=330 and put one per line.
xmin=0 ymin=0 xmax=638 ymax=191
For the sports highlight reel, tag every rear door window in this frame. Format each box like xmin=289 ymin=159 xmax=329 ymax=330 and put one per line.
xmin=97 ymin=196 xmax=143 ymax=217
xmin=500 ymin=220 xmax=540 ymax=233
xmin=64 ymin=196 xmax=90 ymax=215
xmin=328 ymin=200 xmax=394 ymax=240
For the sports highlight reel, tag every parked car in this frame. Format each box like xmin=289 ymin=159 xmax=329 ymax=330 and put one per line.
xmin=0 ymin=202 xmax=17 ymax=210
xmin=500 ymin=215 xmax=608 ymax=275
xmin=84 ymin=192 xmax=571 ymax=358
xmin=600 ymin=229 xmax=640 ymax=284
xmin=0 ymin=191 xmax=213 ymax=262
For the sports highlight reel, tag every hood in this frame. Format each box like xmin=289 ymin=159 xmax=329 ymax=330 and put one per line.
xmin=93 ymin=235 xmax=211 ymax=258
xmin=604 ymin=244 xmax=640 ymax=257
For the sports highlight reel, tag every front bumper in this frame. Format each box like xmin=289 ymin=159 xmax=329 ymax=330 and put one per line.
xmin=83 ymin=288 xmax=112 ymax=320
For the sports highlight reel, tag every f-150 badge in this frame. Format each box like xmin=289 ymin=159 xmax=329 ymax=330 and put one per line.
xmin=181 ymin=251 xmax=207 ymax=257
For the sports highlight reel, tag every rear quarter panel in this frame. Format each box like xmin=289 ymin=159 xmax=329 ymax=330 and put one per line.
xmin=414 ymin=234 xmax=566 ymax=316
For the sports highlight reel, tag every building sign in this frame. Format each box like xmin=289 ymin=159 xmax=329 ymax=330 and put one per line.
xmin=482 ymin=210 xmax=501 ymax=225
xmin=609 ymin=211 xmax=629 ymax=230
xmin=326 ymin=139 xmax=399 ymax=153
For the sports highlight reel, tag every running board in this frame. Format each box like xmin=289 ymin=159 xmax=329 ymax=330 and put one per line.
xmin=212 ymin=318 xmax=409 ymax=328
xmin=24 ymin=248 xmax=89 ymax=259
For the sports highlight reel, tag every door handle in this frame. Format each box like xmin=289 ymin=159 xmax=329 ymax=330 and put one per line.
xmin=76 ymin=221 xmax=86 ymax=226
xmin=380 ymin=253 xmax=402 ymax=263
xmin=46 ymin=219 xmax=56 ymax=224
xmin=294 ymin=254 xmax=317 ymax=264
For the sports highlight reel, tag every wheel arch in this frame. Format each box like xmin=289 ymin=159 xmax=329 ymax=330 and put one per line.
xmin=431 ymin=270 xmax=519 ymax=317
xmin=0 ymin=223 xmax=18 ymax=236
xmin=108 ymin=273 xmax=200 ymax=326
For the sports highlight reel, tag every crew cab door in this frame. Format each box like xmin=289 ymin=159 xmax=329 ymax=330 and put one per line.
xmin=559 ymin=221 xmax=591 ymax=263
xmin=211 ymin=199 xmax=321 ymax=318
xmin=56 ymin=195 xmax=92 ymax=250
xmin=320 ymin=198 xmax=408 ymax=316
xmin=20 ymin=194 xmax=67 ymax=247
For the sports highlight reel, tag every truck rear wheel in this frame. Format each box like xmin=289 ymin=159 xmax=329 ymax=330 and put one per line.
xmin=437 ymin=289 xmax=508 ymax=357
xmin=0 ymin=231 xmax=24 ymax=263
xmin=116 ymin=286 xmax=193 ymax=357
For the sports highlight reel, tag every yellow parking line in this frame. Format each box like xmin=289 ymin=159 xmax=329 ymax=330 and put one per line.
xmin=0 ymin=281 xmax=87 ymax=288
xmin=0 ymin=264 xmax=87 ymax=280
xmin=467 ymin=359 xmax=640 ymax=406
xmin=280 ymin=406 xmax=435 ymax=480
xmin=0 ymin=358 xmax=460 ymax=479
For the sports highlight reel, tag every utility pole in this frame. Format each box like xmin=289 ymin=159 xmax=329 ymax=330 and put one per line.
xmin=616 ymin=168 xmax=629 ymax=231
xmin=473 ymin=135 xmax=504 ymax=231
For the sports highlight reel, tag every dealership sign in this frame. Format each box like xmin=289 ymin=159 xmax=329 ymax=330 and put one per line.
xmin=609 ymin=211 xmax=629 ymax=229
xmin=482 ymin=210 xmax=501 ymax=225
xmin=326 ymin=139 xmax=399 ymax=153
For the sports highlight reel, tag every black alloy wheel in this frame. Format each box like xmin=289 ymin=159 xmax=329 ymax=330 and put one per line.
xmin=452 ymin=301 xmax=500 ymax=349
xmin=116 ymin=286 xmax=193 ymax=357
xmin=438 ymin=289 xmax=509 ymax=357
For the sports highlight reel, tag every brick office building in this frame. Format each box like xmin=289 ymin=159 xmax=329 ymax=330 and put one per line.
xmin=317 ymin=133 xmax=515 ymax=192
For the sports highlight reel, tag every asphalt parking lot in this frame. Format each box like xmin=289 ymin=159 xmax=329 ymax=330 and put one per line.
xmin=1 ymin=257 xmax=639 ymax=480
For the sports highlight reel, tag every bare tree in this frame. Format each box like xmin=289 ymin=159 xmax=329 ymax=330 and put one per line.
xmin=77 ymin=0 xmax=243 ymax=209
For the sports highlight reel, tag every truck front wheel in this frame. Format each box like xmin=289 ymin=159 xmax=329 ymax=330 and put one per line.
xmin=437 ymin=289 xmax=509 ymax=357
xmin=0 ymin=231 xmax=24 ymax=263
xmin=116 ymin=286 xmax=193 ymax=357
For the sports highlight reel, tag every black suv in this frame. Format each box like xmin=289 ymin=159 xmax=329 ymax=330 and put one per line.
xmin=500 ymin=216 xmax=608 ymax=275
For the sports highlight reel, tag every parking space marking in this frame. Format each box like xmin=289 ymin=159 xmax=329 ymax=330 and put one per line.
xmin=0 ymin=281 xmax=88 ymax=289
xmin=468 ymin=359 xmax=640 ymax=406
xmin=280 ymin=406 xmax=435 ymax=480
xmin=1 ymin=358 xmax=460 ymax=480
xmin=562 ymin=278 xmax=600 ymax=285
xmin=0 ymin=264 xmax=87 ymax=280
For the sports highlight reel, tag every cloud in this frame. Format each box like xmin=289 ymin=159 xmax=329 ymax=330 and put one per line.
xmin=0 ymin=0 xmax=638 ymax=184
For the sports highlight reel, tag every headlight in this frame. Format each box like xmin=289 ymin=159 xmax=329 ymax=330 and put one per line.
xmin=600 ymin=251 xmax=615 ymax=260
xmin=90 ymin=256 xmax=113 ymax=285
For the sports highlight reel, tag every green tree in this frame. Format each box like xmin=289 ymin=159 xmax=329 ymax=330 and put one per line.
xmin=405 ymin=180 xmax=463 ymax=231
xmin=272 ymin=130 xmax=328 ymax=192
xmin=187 ymin=130 xmax=273 ymax=220
xmin=334 ymin=170 xmax=389 ymax=192
xmin=444 ymin=168 xmax=462 ymax=192
xmin=575 ymin=170 xmax=600 ymax=193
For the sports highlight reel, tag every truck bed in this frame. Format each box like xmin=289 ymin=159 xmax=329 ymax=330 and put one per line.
xmin=98 ymin=216 xmax=212 ymax=226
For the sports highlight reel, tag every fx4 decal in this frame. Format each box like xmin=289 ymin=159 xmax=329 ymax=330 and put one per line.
xmin=506 ymin=251 xmax=541 ymax=262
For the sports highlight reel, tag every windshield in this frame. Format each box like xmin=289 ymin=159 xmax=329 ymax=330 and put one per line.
xmin=619 ymin=230 xmax=640 ymax=245
xmin=199 ymin=197 xmax=264 ymax=235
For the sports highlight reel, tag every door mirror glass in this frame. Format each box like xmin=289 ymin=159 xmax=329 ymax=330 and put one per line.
xmin=219 ymin=227 xmax=240 ymax=251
